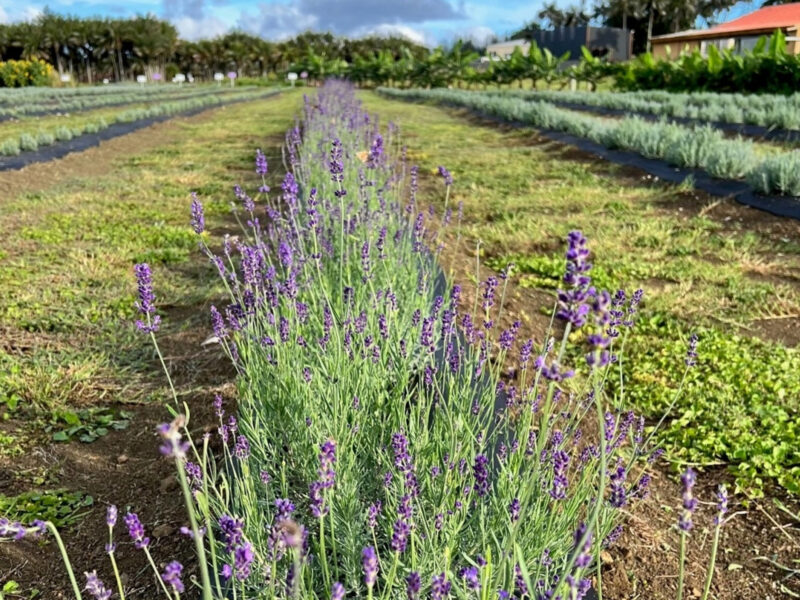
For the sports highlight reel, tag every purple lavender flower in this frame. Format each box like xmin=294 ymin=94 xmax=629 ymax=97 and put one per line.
xmin=124 ymin=512 xmax=149 ymax=549
xmin=685 ymin=333 xmax=699 ymax=367
xmin=556 ymin=231 xmax=592 ymax=329
xmin=275 ymin=498 xmax=295 ymax=519
xmin=609 ymin=460 xmax=628 ymax=508
xmin=509 ymin=498 xmax=520 ymax=522
xmin=572 ymin=522 xmax=593 ymax=568
xmin=330 ymin=139 xmax=345 ymax=185
xmin=84 ymin=571 xmax=112 ymax=600
xmin=332 ymin=582 xmax=346 ymax=600
xmin=190 ymin=192 xmax=205 ymax=234
xmin=432 ymin=573 xmax=451 ymax=600
xmin=106 ymin=505 xmax=117 ymax=527
xmin=407 ymin=572 xmax=421 ymax=600
xmin=391 ymin=519 xmax=411 ymax=553
xmin=437 ymin=165 xmax=453 ymax=186
xmin=473 ymin=454 xmax=490 ymax=497
xmin=367 ymin=502 xmax=381 ymax=528
xmin=255 ymin=148 xmax=268 ymax=176
xmin=219 ymin=514 xmax=244 ymax=551
xmin=367 ymin=134 xmax=384 ymax=169
xmin=133 ymin=263 xmax=160 ymax=333
xmin=459 ymin=566 xmax=480 ymax=591
xmin=234 ymin=542 xmax=254 ymax=580
xmin=161 ymin=560 xmax=184 ymax=594
xmin=362 ymin=546 xmax=378 ymax=588
xmin=602 ymin=524 xmax=624 ymax=548
xmin=714 ymin=484 xmax=728 ymax=526
xmin=550 ymin=450 xmax=570 ymax=500
xmin=678 ymin=468 xmax=698 ymax=531
xmin=235 ymin=434 xmax=250 ymax=460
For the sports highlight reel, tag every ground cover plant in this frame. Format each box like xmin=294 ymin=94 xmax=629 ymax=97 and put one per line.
xmin=0 ymin=87 xmax=281 ymax=157
xmin=0 ymin=81 xmax=746 ymax=600
xmin=377 ymin=87 xmax=800 ymax=198
xmin=361 ymin=91 xmax=800 ymax=499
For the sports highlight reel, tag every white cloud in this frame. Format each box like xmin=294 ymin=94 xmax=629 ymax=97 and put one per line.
xmin=237 ymin=2 xmax=319 ymax=40
xmin=355 ymin=23 xmax=435 ymax=46
xmin=459 ymin=25 xmax=496 ymax=45
xmin=0 ymin=1 xmax=44 ymax=23
xmin=173 ymin=14 xmax=231 ymax=39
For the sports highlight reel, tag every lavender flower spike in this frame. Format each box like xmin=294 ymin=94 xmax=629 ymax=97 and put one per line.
xmin=714 ymin=484 xmax=728 ymax=526
xmin=84 ymin=570 xmax=112 ymax=600
xmin=190 ymin=192 xmax=205 ymax=234
xmin=407 ymin=572 xmax=421 ymax=600
xmin=362 ymin=546 xmax=378 ymax=588
xmin=133 ymin=263 xmax=160 ymax=333
xmin=123 ymin=512 xmax=149 ymax=549
xmin=255 ymin=148 xmax=268 ymax=176
xmin=685 ymin=333 xmax=699 ymax=367
xmin=437 ymin=165 xmax=454 ymax=186
xmin=678 ymin=468 xmax=698 ymax=531
xmin=106 ymin=505 xmax=117 ymax=527
xmin=332 ymin=582 xmax=346 ymax=600
xmin=161 ymin=560 xmax=185 ymax=594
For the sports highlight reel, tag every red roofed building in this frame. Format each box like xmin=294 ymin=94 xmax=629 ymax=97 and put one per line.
xmin=650 ymin=3 xmax=800 ymax=59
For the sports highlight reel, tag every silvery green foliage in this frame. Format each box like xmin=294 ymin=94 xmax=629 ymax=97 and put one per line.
xmin=485 ymin=89 xmax=800 ymax=131
xmin=0 ymin=89 xmax=279 ymax=156
xmin=54 ymin=126 xmax=73 ymax=141
xmin=0 ymin=138 xmax=20 ymax=156
xmin=18 ymin=132 xmax=38 ymax=152
xmin=703 ymin=140 xmax=757 ymax=180
xmin=0 ymin=84 xmax=251 ymax=119
xmin=35 ymin=131 xmax=55 ymax=145
xmin=378 ymin=88 xmax=796 ymax=196
xmin=747 ymin=151 xmax=800 ymax=196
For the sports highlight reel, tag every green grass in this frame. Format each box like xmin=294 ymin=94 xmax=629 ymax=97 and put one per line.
xmin=0 ymin=91 xmax=301 ymax=434
xmin=361 ymin=91 xmax=800 ymax=496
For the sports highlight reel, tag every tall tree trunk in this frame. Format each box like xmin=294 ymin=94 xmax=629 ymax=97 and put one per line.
xmin=646 ymin=0 xmax=655 ymax=53
xmin=622 ymin=9 xmax=628 ymax=31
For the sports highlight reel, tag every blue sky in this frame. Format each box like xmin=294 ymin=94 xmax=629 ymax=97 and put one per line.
xmin=1 ymin=0 xmax=764 ymax=45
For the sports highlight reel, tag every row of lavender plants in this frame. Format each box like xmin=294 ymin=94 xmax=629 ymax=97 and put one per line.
xmin=2 ymin=81 xmax=728 ymax=600
xmin=376 ymin=87 xmax=800 ymax=198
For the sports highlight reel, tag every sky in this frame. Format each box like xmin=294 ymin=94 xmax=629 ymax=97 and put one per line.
xmin=1 ymin=0 xmax=765 ymax=46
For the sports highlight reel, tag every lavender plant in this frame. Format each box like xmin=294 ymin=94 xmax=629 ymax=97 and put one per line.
xmin=376 ymin=87 xmax=800 ymax=198
xmin=1 ymin=81 xmax=730 ymax=600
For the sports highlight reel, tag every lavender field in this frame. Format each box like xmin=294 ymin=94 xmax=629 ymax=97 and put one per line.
xmin=0 ymin=80 xmax=798 ymax=600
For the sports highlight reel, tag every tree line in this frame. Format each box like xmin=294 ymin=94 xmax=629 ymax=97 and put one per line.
xmin=0 ymin=12 xmax=429 ymax=84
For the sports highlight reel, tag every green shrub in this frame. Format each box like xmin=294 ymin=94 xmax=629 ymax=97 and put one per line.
xmin=18 ymin=132 xmax=38 ymax=152
xmin=747 ymin=151 xmax=800 ymax=196
xmin=54 ymin=126 xmax=73 ymax=141
xmin=0 ymin=138 xmax=20 ymax=155
xmin=36 ymin=131 xmax=55 ymax=145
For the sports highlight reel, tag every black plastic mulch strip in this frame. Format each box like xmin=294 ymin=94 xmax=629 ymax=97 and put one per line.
xmin=391 ymin=95 xmax=800 ymax=221
xmin=0 ymin=91 xmax=281 ymax=172
xmin=528 ymin=98 xmax=800 ymax=143
xmin=0 ymin=88 xmax=249 ymax=123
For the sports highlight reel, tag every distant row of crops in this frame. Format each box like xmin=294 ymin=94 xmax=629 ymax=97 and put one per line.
xmin=0 ymin=88 xmax=279 ymax=156
xmin=378 ymin=87 xmax=800 ymax=197
xmin=0 ymin=84 xmax=243 ymax=119
xmin=490 ymin=88 xmax=800 ymax=131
